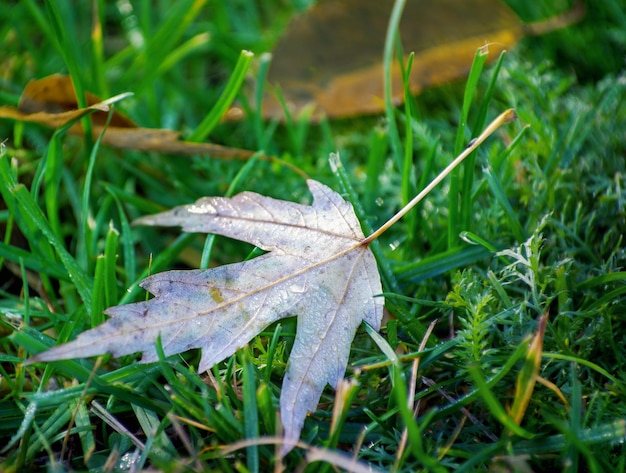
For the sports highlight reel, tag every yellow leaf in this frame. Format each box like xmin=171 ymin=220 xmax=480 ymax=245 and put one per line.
xmin=0 ymin=75 xmax=256 ymax=160
xmin=253 ymin=0 xmax=583 ymax=120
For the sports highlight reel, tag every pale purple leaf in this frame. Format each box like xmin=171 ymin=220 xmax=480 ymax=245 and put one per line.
xmin=29 ymin=179 xmax=384 ymax=455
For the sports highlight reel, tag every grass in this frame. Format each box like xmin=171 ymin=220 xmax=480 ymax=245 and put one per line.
xmin=1 ymin=0 xmax=626 ymax=471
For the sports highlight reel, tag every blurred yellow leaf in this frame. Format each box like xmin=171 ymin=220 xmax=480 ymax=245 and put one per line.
xmin=0 ymin=74 xmax=255 ymax=160
xmin=252 ymin=0 xmax=583 ymax=120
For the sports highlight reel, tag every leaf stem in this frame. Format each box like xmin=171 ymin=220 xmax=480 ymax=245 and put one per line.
xmin=363 ymin=108 xmax=517 ymax=244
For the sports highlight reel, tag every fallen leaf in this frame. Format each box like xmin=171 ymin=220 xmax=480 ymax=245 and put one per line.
xmin=249 ymin=0 xmax=583 ymax=120
xmin=0 ymin=82 xmax=124 ymax=130
xmin=29 ymin=179 xmax=385 ymax=454
xmin=0 ymin=75 xmax=256 ymax=160
xmin=27 ymin=108 xmax=517 ymax=454
xmin=12 ymin=73 xmax=136 ymax=127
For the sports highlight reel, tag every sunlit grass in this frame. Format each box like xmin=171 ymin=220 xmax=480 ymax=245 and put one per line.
xmin=1 ymin=0 xmax=625 ymax=471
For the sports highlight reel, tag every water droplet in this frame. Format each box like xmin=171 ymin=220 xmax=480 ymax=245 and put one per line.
xmin=189 ymin=202 xmax=216 ymax=214
xmin=118 ymin=451 xmax=141 ymax=471
xmin=289 ymin=284 xmax=307 ymax=294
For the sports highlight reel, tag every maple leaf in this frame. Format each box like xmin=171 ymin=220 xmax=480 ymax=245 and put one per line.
xmin=28 ymin=109 xmax=516 ymax=454
xmin=30 ymin=179 xmax=384 ymax=454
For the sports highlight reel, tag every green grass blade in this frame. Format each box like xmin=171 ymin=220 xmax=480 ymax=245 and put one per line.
xmin=401 ymin=52 xmax=416 ymax=209
xmin=253 ymin=52 xmax=275 ymax=150
xmin=106 ymin=187 xmax=137 ymax=288
xmin=383 ymin=0 xmax=406 ymax=170
xmin=448 ymin=46 xmax=488 ymax=248
xmin=460 ymin=50 xmax=506 ymax=232
xmin=364 ymin=322 xmax=398 ymax=365
xmin=433 ymin=339 xmax=530 ymax=420
xmin=467 ymin=363 xmax=535 ymax=439
xmin=542 ymin=353 xmax=622 ymax=388
xmin=25 ymin=402 xmax=73 ymax=463
xmin=91 ymin=255 xmax=106 ymax=328
xmin=42 ymin=136 xmax=64 ymax=241
xmin=72 ymin=399 xmax=96 ymax=464
xmin=103 ymin=223 xmax=120 ymax=308
xmin=157 ymin=33 xmax=211 ymax=76
xmin=0 ymin=157 xmax=92 ymax=310
xmin=241 ymin=349 xmax=260 ymax=473
xmin=187 ymin=50 xmax=254 ymax=142
xmin=514 ymin=419 xmax=626 ymax=456
xmin=44 ymin=0 xmax=92 ymax=145
xmin=575 ymin=271 xmax=626 ymax=290
xmin=119 ymin=0 xmax=208 ymax=95
xmin=364 ymin=127 xmax=389 ymax=216
xmin=483 ymin=163 xmax=525 ymax=242
xmin=401 ymin=52 xmax=418 ymax=250
xmin=78 ymin=108 xmax=115 ymax=271
xmin=90 ymin=0 xmax=107 ymax=96
xmin=397 ymin=245 xmax=490 ymax=284
xmin=0 ymin=400 xmax=37 ymax=455
xmin=0 ymin=243 xmax=68 ymax=281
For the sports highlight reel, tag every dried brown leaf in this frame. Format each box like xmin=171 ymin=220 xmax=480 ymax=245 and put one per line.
xmin=0 ymin=75 xmax=255 ymax=160
xmin=250 ymin=0 xmax=583 ymax=120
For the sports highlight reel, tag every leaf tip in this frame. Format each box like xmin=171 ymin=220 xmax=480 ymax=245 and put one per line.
xmin=503 ymin=108 xmax=517 ymax=124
